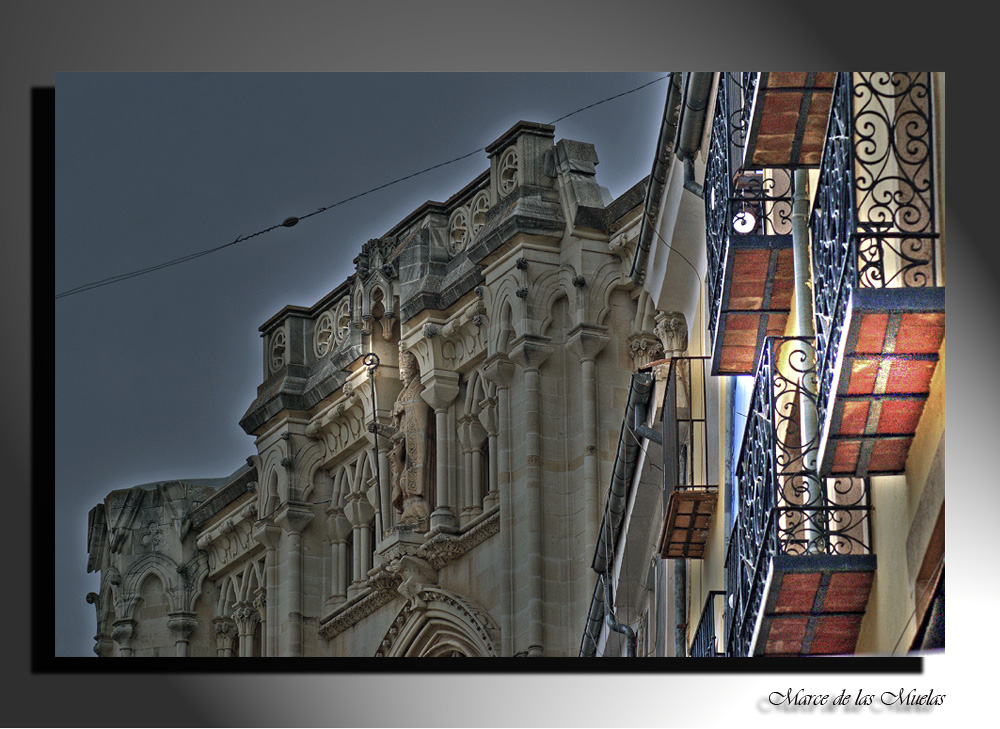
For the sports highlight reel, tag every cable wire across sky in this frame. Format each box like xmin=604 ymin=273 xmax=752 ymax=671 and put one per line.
xmin=55 ymin=74 xmax=669 ymax=300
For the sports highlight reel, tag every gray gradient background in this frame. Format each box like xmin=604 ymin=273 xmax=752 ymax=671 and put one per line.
xmin=6 ymin=0 xmax=990 ymax=726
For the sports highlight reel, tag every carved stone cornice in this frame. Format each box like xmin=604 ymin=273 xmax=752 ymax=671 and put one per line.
xmin=196 ymin=505 xmax=262 ymax=576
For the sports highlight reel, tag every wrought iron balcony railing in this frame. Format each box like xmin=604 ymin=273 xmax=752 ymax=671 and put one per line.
xmin=724 ymin=337 xmax=873 ymax=657
xmin=690 ymin=591 xmax=726 ymax=657
xmin=706 ymin=73 xmax=795 ymax=375
xmin=810 ymin=72 xmax=943 ymax=475
xmin=657 ymin=356 xmax=718 ymax=559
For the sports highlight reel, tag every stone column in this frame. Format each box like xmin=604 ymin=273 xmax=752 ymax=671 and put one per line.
xmin=213 ymin=617 xmax=237 ymax=657
xmin=458 ymin=414 xmax=487 ymax=525
xmin=233 ymin=603 xmax=260 ymax=657
xmin=376 ymin=439 xmax=393 ymax=537
xmin=274 ymin=503 xmax=314 ymax=657
xmin=345 ymin=491 xmax=375 ymax=598
xmin=420 ymin=370 xmax=461 ymax=532
xmin=482 ymin=354 xmax=515 ymax=655
xmin=111 ymin=619 xmax=135 ymax=657
xmin=325 ymin=507 xmax=351 ymax=607
xmin=253 ymin=591 xmax=267 ymax=657
xmin=253 ymin=520 xmax=281 ymax=658
xmin=167 ymin=611 xmax=198 ymax=657
xmin=508 ymin=335 xmax=553 ymax=657
xmin=479 ymin=393 xmax=500 ymax=510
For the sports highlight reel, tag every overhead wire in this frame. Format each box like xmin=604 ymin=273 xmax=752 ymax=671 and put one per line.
xmin=56 ymin=74 xmax=670 ymax=301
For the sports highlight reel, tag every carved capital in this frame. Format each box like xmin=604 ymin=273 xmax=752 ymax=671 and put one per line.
xmin=419 ymin=369 xmax=461 ymax=412
xmin=253 ymin=520 xmax=282 ymax=550
xmin=508 ymin=335 xmax=553 ymax=372
xmin=110 ymin=619 xmax=135 ymax=648
xmin=477 ymin=395 xmax=499 ymax=436
xmin=628 ymin=332 xmax=666 ymax=370
xmin=274 ymin=502 xmax=315 ymax=535
xmin=653 ymin=311 xmax=688 ymax=355
xmin=213 ymin=617 xmax=237 ymax=650
xmin=344 ymin=491 xmax=375 ymax=528
xmin=325 ymin=507 xmax=353 ymax=542
xmin=232 ymin=603 xmax=261 ymax=635
xmin=567 ymin=324 xmax=611 ymax=362
xmin=481 ymin=354 xmax=516 ymax=390
xmin=167 ymin=611 xmax=198 ymax=641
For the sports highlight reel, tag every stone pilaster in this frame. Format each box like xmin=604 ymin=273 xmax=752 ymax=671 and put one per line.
xmin=274 ymin=502 xmax=315 ymax=657
xmin=253 ymin=519 xmax=282 ymax=658
xmin=481 ymin=353 xmax=516 ymax=655
xmin=568 ymin=323 xmax=611 ymax=602
xmin=507 ymin=334 xmax=553 ymax=657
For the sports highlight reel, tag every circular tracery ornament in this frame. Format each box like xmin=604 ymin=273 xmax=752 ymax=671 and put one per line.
xmin=269 ymin=328 xmax=286 ymax=373
xmin=471 ymin=191 xmax=490 ymax=237
xmin=498 ymin=147 xmax=518 ymax=195
xmin=449 ymin=208 xmax=470 ymax=255
xmin=314 ymin=312 xmax=335 ymax=358
xmin=334 ymin=298 xmax=351 ymax=344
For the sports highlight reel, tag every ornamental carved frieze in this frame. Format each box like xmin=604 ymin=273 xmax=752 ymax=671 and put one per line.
xmin=196 ymin=503 xmax=261 ymax=576
xmin=401 ymin=298 xmax=488 ymax=376
xmin=303 ymin=377 xmax=371 ymax=458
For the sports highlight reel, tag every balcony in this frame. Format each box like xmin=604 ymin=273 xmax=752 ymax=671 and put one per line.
xmin=690 ymin=591 xmax=726 ymax=657
xmin=811 ymin=72 xmax=943 ymax=477
xmin=743 ymin=72 xmax=838 ymax=168
xmin=725 ymin=337 xmax=875 ymax=657
xmin=706 ymin=74 xmax=795 ymax=376
xmin=656 ymin=356 xmax=718 ymax=559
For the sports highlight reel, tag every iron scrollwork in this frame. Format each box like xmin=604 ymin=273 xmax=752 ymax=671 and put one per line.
xmin=705 ymin=73 xmax=795 ymax=350
xmin=810 ymin=71 xmax=938 ymax=435
xmin=723 ymin=337 xmax=872 ymax=657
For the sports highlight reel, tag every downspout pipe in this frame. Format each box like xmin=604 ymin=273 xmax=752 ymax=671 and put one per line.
xmin=633 ymin=397 xmax=663 ymax=445
xmin=630 ymin=72 xmax=682 ymax=286
xmin=604 ymin=573 xmax=637 ymax=657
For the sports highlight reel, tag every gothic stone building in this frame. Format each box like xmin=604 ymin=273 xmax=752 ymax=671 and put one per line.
xmin=86 ymin=120 xmax=679 ymax=658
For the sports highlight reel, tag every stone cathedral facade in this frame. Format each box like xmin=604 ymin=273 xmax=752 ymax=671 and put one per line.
xmin=86 ymin=121 xmax=679 ymax=658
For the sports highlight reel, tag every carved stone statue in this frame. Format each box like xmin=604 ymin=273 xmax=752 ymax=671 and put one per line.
xmin=389 ymin=351 xmax=433 ymax=527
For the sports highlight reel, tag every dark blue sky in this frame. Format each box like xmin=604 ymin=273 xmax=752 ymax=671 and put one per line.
xmin=55 ymin=72 xmax=668 ymax=657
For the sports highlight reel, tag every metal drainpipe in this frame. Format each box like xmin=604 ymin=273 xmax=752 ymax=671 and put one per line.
xmin=604 ymin=573 xmax=637 ymax=657
xmin=791 ymin=169 xmax=823 ymax=545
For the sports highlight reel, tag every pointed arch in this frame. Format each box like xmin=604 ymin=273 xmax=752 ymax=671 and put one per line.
xmin=376 ymin=588 xmax=500 ymax=657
